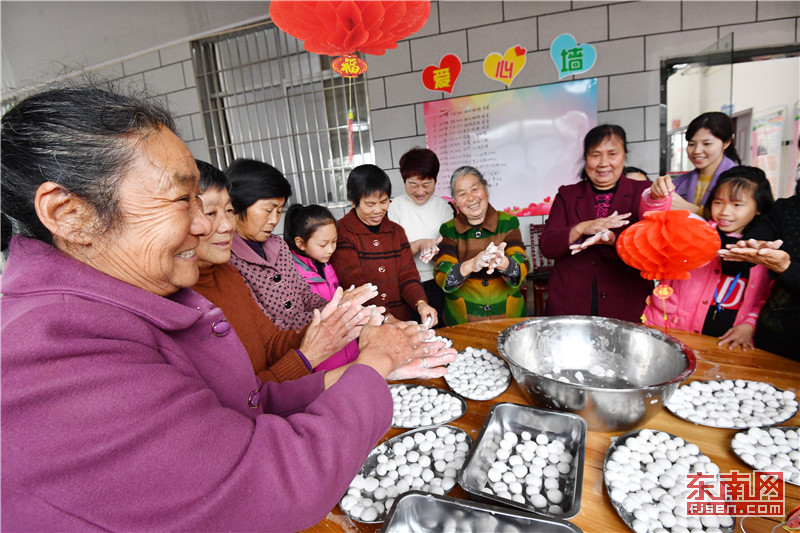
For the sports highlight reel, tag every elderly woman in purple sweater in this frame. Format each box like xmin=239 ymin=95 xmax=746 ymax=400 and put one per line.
xmin=0 ymin=84 xmax=453 ymax=531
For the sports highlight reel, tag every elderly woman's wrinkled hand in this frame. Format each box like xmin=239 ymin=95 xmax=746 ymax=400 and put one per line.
xmin=339 ymin=283 xmax=379 ymax=307
xmin=570 ymin=230 xmax=615 ymax=255
xmin=301 ymin=301 xmax=366 ymax=367
xmin=356 ymin=320 xmax=447 ymax=379
xmin=719 ymin=239 xmax=790 ymax=274
xmin=581 ymin=210 xmax=631 ymax=236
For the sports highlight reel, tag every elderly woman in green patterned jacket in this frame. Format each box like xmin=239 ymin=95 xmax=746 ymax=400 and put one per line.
xmin=433 ymin=166 xmax=529 ymax=325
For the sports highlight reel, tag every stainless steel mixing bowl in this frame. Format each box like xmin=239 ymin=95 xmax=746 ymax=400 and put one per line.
xmin=496 ymin=316 xmax=696 ymax=432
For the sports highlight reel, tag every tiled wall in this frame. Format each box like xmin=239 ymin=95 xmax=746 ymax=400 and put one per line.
xmin=94 ymin=42 xmax=210 ymax=162
xmin=365 ymin=0 xmax=799 ymax=190
xmin=87 ymin=0 xmax=800 ymax=246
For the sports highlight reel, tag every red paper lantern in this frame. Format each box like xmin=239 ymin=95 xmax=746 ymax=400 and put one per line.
xmin=269 ymin=0 xmax=431 ymax=57
xmin=616 ymin=210 xmax=721 ymax=281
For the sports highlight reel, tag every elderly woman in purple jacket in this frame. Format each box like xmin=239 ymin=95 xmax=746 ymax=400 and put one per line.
xmin=652 ymin=111 xmax=741 ymax=214
xmin=0 ymin=84 xmax=453 ymax=532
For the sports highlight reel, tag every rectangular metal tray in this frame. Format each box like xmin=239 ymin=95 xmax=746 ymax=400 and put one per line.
xmin=457 ymin=402 xmax=587 ymax=519
xmin=380 ymin=491 xmax=582 ymax=532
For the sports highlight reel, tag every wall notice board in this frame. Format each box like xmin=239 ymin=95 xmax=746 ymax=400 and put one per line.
xmin=425 ymin=79 xmax=597 ymax=215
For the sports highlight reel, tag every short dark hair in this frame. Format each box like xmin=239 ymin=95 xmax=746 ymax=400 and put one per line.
xmin=704 ymin=166 xmax=774 ymax=233
xmin=196 ymin=159 xmax=230 ymax=193
xmin=399 ymin=148 xmax=440 ymax=182
xmin=283 ymin=204 xmax=336 ymax=256
xmin=624 ymin=166 xmax=648 ymax=177
xmin=1 ymin=83 xmax=175 ymax=245
xmin=224 ymin=158 xmax=292 ymax=216
xmin=346 ymin=164 xmax=391 ymax=206
xmin=580 ymin=124 xmax=627 ymax=180
xmin=685 ymin=112 xmax=741 ymax=165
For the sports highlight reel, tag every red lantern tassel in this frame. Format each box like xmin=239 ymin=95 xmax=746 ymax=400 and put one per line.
xmin=347 ymin=109 xmax=354 ymax=164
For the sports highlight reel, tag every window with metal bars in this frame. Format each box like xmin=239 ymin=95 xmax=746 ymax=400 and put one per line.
xmin=191 ymin=21 xmax=373 ymax=207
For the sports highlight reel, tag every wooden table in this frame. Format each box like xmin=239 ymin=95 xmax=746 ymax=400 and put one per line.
xmin=307 ymin=319 xmax=800 ymax=533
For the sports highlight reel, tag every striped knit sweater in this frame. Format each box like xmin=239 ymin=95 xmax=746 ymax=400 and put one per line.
xmin=434 ymin=205 xmax=529 ymax=325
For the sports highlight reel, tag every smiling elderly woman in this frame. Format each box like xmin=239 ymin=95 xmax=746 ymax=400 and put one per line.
xmin=0 ymin=84 xmax=449 ymax=532
xmin=433 ymin=166 xmax=530 ymax=325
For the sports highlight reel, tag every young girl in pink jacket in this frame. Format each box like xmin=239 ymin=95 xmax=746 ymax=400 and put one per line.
xmin=284 ymin=204 xmax=360 ymax=370
xmin=644 ymin=166 xmax=774 ymax=350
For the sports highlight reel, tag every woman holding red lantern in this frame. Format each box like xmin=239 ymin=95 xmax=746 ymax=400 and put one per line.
xmin=540 ymin=125 xmax=670 ymax=323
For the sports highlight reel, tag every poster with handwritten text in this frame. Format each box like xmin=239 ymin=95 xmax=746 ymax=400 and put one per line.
xmin=424 ymin=79 xmax=597 ymax=215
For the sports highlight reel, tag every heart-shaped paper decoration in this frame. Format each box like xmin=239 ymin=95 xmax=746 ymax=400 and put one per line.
xmin=550 ymin=33 xmax=596 ymax=80
xmin=483 ymin=45 xmax=527 ymax=87
xmin=422 ymin=54 xmax=462 ymax=93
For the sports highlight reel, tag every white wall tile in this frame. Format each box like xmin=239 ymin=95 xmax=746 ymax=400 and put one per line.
xmin=682 ymin=1 xmax=757 ymax=30
xmin=538 ymin=6 xmax=609 ymax=50
xmin=449 ymin=59 xmax=508 ymax=97
xmin=365 ymin=41 xmax=412 ymax=78
xmin=386 ymin=168 xmax=404 ymax=196
xmin=186 ymin=139 xmax=210 ymax=162
xmin=439 ymin=1 xmax=503 ymax=32
xmin=757 ymin=1 xmax=800 ymax=21
xmin=609 ymin=71 xmax=660 ymax=109
xmin=410 ymin=1 xmax=440 ymax=39
xmin=374 ymin=140 xmax=393 ymax=170
xmin=504 ymin=1 xmax=571 ymax=20
xmin=385 ymin=71 xmax=437 ymax=107
xmin=577 ymin=37 xmax=644 ymax=79
xmin=598 ymin=107 xmax=645 ymax=141
xmin=182 ymin=61 xmax=196 ymax=89
xmin=626 ymin=139 xmax=660 ymax=174
xmin=367 ymin=78 xmax=387 ymax=110
xmin=190 ymin=113 xmax=205 ymax=142
xmin=174 ymin=115 xmax=193 ymax=142
xmin=371 ymin=105 xmax=418 ymax=141
xmin=644 ymin=28 xmax=719 ymax=71
xmin=159 ymin=43 xmax=192 ymax=65
xmin=164 ymin=87 xmax=202 ymax=117
xmin=468 ymin=19 xmax=538 ymax=62
xmin=122 ymin=51 xmax=160 ymax=76
xmin=144 ymin=63 xmax=186 ymax=94
xmin=645 ymin=105 xmax=662 ymax=141
xmin=596 ymin=76 xmax=609 ymax=112
xmin=415 ymin=103 xmax=429 ymax=136
xmin=93 ymin=63 xmax=124 ymax=82
xmin=410 ymin=31 xmax=469 ymax=72
xmin=390 ymin=136 xmax=428 ymax=168
xmin=721 ymin=18 xmax=798 ymax=49
xmin=118 ymin=73 xmax=146 ymax=92
xmin=572 ymin=1 xmax=624 ymax=9
xmin=609 ymin=2 xmax=681 ymax=39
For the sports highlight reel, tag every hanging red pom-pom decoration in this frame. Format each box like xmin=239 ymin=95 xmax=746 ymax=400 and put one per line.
xmin=269 ymin=0 xmax=431 ymax=57
xmin=616 ymin=210 xmax=721 ymax=281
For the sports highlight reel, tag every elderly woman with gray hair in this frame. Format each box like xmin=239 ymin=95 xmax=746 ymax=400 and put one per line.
xmin=433 ymin=166 xmax=529 ymax=325
xmin=0 ymin=83 xmax=453 ymax=531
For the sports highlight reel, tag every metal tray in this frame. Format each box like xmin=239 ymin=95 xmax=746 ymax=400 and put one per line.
xmin=731 ymin=426 xmax=800 ymax=487
xmin=665 ymin=379 xmax=798 ymax=428
xmin=380 ymin=491 xmax=583 ymax=532
xmin=604 ymin=429 xmax=735 ymax=533
xmin=458 ymin=402 xmax=586 ymax=520
xmin=340 ymin=425 xmax=473 ymax=523
xmin=389 ymin=384 xmax=467 ymax=429
xmin=444 ymin=348 xmax=511 ymax=401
